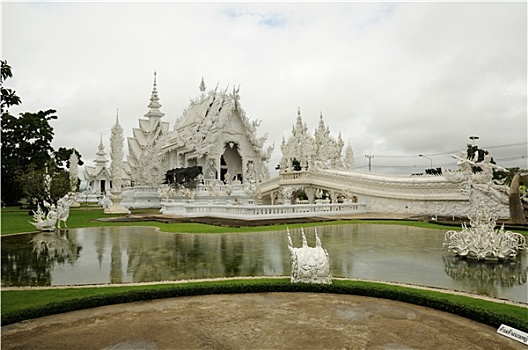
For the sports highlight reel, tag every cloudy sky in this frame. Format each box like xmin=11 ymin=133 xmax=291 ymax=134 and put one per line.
xmin=3 ymin=1 xmax=527 ymax=176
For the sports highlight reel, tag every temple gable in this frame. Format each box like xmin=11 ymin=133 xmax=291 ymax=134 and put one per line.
xmin=161 ymin=81 xmax=272 ymax=184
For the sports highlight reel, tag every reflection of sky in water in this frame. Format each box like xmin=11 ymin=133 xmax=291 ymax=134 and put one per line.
xmin=1 ymin=225 xmax=526 ymax=303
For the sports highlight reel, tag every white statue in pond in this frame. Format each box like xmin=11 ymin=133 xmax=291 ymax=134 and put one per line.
xmin=287 ymin=228 xmax=331 ymax=284
xmin=443 ymin=201 xmax=527 ymax=261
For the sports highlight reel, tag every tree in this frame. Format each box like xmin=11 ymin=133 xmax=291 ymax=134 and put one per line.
xmin=53 ymin=147 xmax=84 ymax=168
xmin=1 ymin=60 xmax=58 ymax=205
xmin=19 ymin=160 xmax=70 ymax=208
xmin=1 ymin=109 xmax=58 ymax=205
xmin=1 ymin=60 xmax=21 ymax=113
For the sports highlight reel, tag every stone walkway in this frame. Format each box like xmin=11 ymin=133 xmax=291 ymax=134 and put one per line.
xmin=2 ymin=292 xmax=525 ymax=350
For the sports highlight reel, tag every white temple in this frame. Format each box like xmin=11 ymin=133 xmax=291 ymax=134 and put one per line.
xmin=85 ymin=73 xmax=513 ymax=221
xmin=126 ymin=72 xmax=170 ymax=187
xmin=82 ymin=135 xmax=112 ymax=202
xmin=160 ymin=78 xmax=273 ymax=185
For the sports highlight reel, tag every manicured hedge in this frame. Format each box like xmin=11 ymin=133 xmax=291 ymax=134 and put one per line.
xmin=2 ymin=278 xmax=526 ymax=332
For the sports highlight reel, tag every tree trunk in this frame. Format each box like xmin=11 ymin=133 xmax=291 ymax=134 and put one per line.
xmin=509 ymin=173 xmax=527 ymax=224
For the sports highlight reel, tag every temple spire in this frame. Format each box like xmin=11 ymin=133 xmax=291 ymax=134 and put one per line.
xmin=95 ymin=134 xmax=109 ymax=167
xmin=144 ymin=71 xmax=165 ymax=119
xmin=199 ymin=77 xmax=206 ymax=93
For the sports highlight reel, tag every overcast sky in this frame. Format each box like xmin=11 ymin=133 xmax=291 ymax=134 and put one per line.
xmin=2 ymin=1 xmax=527 ymax=176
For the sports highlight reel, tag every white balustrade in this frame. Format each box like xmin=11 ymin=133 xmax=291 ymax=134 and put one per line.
xmin=161 ymin=201 xmax=366 ymax=219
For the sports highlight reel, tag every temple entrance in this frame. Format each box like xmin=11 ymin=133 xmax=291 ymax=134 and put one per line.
xmin=221 ymin=142 xmax=243 ymax=183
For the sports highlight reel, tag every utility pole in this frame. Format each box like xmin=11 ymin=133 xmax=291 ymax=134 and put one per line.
xmin=365 ymin=154 xmax=374 ymax=172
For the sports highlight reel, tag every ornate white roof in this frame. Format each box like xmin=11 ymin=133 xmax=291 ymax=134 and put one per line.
xmin=126 ymin=72 xmax=170 ymax=168
xmin=280 ymin=109 xmax=350 ymax=171
xmin=162 ymin=82 xmax=272 ymax=161
xmin=94 ymin=134 xmax=109 ymax=166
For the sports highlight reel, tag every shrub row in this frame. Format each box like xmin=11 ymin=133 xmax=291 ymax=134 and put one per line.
xmin=2 ymin=279 xmax=526 ymax=333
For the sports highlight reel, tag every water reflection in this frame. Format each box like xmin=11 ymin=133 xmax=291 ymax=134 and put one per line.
xmin=2 ymin=230 xmax=82 ymax=286
xmin=1 ymin=225 xmax=526 ymax=303
xmin=443 ymin=256 xmax=527 ymax=299
xmin=31 ymin=230 xmax=82 ymax=262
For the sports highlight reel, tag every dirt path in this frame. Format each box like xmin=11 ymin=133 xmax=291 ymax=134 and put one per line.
xmin=2 ymin=292 xmax=524 ymax=350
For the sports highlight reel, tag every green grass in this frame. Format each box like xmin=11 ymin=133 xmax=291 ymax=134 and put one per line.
xmin=2 ymin=278 xmax=526 ymax=331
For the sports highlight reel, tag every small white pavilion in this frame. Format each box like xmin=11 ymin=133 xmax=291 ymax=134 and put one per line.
xmin=82 ymin=135 xmax=112 ymax=201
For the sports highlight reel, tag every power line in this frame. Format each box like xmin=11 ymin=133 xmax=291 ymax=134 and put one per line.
xmin=496 ymin=156 xmax=526 ymax=162
xmin=485 ymin=142 xmax=527 ymax=149
xmin=354 ymin=141 xmax=527 ymax=159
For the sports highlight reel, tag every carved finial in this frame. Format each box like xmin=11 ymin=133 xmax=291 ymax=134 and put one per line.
xmin=199 ymin=77 xmax=206 ymax=92
xmin=315 ymin=229 xmax=322 ymax=247
xmin=152 ymin=71 xmax=158 ymax=93
xmin=116 ymin=108 xmax=119 ymax=123
xmin=320 ymin=111 xmax=323 ymax=120
xmin=297 ymin=107 xmax=301 ymax=117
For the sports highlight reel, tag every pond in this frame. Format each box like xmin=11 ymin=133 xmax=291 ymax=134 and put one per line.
xmin=1 ymin=224 xmax=526 ymax=302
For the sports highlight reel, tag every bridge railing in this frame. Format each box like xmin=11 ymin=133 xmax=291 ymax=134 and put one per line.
xmin=161 ymin=201 xmax=367 ymax=219
xmin=259 ymin=169 xmax=469 ymax=201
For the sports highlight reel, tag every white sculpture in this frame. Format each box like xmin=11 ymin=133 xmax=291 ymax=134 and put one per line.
xmin=29 ymin=204 xmax=57 ymax=232
xmin=105 ymin=113 xmax=129 ymax=214
xmin=179 ymin=187 xmax=196 ymax=200
xmin=69 ymin=152 xmax=79 ymax=193
xmin=29 ymin=194 xmax=73 ymax=231
xmin=68 ymin=152 xmax=80 ymax=207
xmin=99 ymin=194 xmax=113 ymax=209
xmin=206 ymin=180 xmax=221 ymax=199
xmin=287 ymin=228 xmax=332 ymax=284
xmin=281 ymin=186 xmax=297 ymax=204
xmin=444 ymin=201 xmax=527 ymax=261
xmin=446 ymin=151 xmax=509 ymax=204
xmin=56 ymin=194 xmax=73 ymax=229
xmin=158 ymin=185 xmax=177 ymax=201
xmin=110 ymin=114 xmax=124 ymax=192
